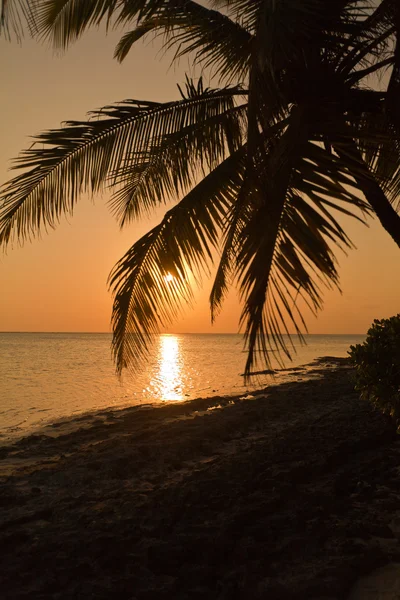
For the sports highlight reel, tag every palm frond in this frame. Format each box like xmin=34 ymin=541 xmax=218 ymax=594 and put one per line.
xmin=332 ymin=133 xmax=400 ymax=247
xmin=386 ymin=42 xmax=400 ymax=206
xmin=347 ymin=56 xmax=394 ymax=84
xmin=386 ymin=1 xmax=400 ymax=137
xmin=210 ymin=117 xmax=292 ymax=320
xmin=110 ymin=98 xmax=246 ymax=226
xmin=115 ymin=0 xmax=252 ymax=84
xmin=33 ymin=0 xmax=122 ymax=47
xmin=345 ymin=97 xmax=400 ymax=190
xmin=109 ymin=148 xmax=246 ymax=374
xmin=235 ymin=110 xmax=369 ymax=377
xmin=210 ymin=175 xmax=249 ymax=323
xmin=0 ymin=84 xmax=243 ymax=248
xmin=337 ymin=0 xmax=395 ymax=74
xmin=210 ymin=0 xmax=262 ymax=34
xmin=0 ymin=0 xmax=36 ymax=40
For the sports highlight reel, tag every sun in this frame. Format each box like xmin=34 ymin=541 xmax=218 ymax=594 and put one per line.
xmin=164 ymin=273 xmax=175 ymax=283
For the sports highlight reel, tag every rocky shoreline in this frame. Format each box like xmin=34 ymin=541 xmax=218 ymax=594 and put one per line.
xmin=1 ymin=358 xmax=400 ymax=599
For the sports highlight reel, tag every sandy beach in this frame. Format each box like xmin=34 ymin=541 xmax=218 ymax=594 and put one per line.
xmin=1 ymin=357 xmax=400 ymax=599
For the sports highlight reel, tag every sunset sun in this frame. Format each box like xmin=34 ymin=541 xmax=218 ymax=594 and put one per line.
xmin=164 ymin=273 xmax=175 ymax=283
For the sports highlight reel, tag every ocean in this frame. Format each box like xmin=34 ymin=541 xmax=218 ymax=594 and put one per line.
xmin=0 ymin=332 xmax=364 ymax=441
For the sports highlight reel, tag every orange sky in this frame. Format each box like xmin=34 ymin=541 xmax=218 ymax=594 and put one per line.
xmin=0 ymin=27 xmax=399 ymax=335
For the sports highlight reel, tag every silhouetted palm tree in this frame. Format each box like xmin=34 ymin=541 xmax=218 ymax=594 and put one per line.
xmin=1 ymin=0 xmax=400 ymax=375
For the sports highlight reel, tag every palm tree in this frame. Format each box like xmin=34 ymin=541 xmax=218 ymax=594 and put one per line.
xmin=1 ymin=0 xmax=400 ymax=376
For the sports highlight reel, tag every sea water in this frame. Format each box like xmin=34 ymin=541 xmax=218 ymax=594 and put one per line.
xmin=0 ymin=332 xmax=364 ymax=440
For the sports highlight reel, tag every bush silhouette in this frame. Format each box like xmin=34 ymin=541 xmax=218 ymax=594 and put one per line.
xmin=349 ymin=315 xmax=400 ymax=423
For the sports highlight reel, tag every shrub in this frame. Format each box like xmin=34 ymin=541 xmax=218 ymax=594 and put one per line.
xmin=349 ymin=315 xmax=400 ymax=423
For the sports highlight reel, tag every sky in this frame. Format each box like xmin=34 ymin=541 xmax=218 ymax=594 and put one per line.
xmin=0 ymin=23 xmax=399 ymax=335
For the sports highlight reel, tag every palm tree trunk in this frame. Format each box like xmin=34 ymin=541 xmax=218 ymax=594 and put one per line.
xmin=335 ymin=143 xmax=400 ymax=248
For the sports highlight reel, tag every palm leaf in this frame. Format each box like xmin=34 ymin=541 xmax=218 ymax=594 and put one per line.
xmin=210 ymin=0 xmax=262 ymax=34
xmin=115 ymin=0 xmax=252 ymax=83
xmin=337 ymin=0 xmax=395 ymax=74
xmin=347 ymin=103 xmax=400 ymax=190
xmin=109 ymin=148 xmax=246 ymax=374
xmin=386 ymin=1 xmax=400 ymax=143
xmin=0 ymin=84 xmax=243 ymax=248
xmin=33 ymin=0 xmax=122 ymax=47
xmin=235 ymin=109 xmax=369 ymax=377
xmin=110 ymin=99 xmax=246 ymax=226
xmin=0 ymin=0 xmax=36 ymax=40
xmin=210 ymin=116 xmax=292 ymax=320
xmin=209 ymin=175 xmax=249 ymax=323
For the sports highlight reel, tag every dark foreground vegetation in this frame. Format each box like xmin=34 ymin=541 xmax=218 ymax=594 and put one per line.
xmin=1 ymin=358 xmax=400 ymax=599
xmin=350 ymin=314 xmax=400 ymax=424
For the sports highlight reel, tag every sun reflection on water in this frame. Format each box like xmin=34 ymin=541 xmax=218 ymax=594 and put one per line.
xmin=152 ymin=335 xmax=184 ymax=401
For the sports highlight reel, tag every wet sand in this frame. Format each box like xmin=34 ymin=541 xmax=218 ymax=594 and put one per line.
xmin=1 ymin=358 xmax=399 ymax=599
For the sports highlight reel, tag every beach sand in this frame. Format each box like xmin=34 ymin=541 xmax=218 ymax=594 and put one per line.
xmin=1 ymin=358 xmax=400 ymax=599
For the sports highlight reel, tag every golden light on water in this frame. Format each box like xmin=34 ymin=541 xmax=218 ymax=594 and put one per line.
xmin=154 ymin=335 xmax=183 ymax=401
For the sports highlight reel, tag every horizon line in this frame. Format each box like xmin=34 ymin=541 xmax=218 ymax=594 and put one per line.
xmin=0 ymin=330 xmax=365 ymax=336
